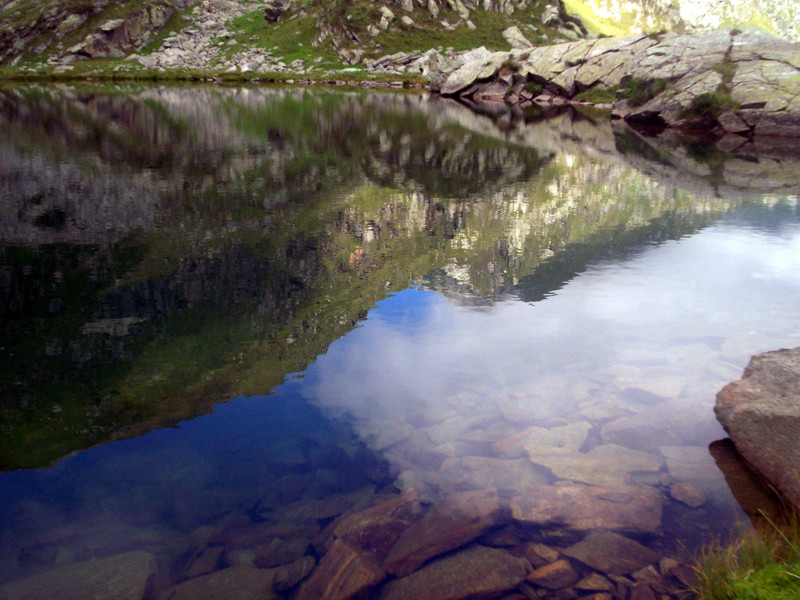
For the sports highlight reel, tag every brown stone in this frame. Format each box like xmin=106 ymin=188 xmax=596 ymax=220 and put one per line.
xmin=528 ymin=444 xmax=663 ymax=487
xmin=186 ymin=546 xmax=224 ymax=578
xmin=157 ymin=566 xmax=278 ymax=600
xmin=383 ymin=489 xmax=501 ymax=576
xmin=669 ymin=482 xmax=706 ymax=508
xmin=282 ymin=487 xmax=376 ymax=521
xmin=296 ymin=539 xmax=385 ymax=600
xmin=667 ymin=563 xmax=698 ymax=590
xmin=630 ymin=583 xmax=657 ymax=600
xmin=632 ymin=565 xmax=661 ymax=584
xmin=563 ymin=531 xmax=660 ymax=575
xmin=576 ymin=572 xmax=614 ymax=591
xmin=272 ymin=555 xmax=316 ymax=592
xmin=253 ymin=537 xmax=311 ymax=568
xmin=378 ymin=545 xmax=527 ymax=600
xmin=527 ymin=559 xmax=579 ymax=589
xmin=331 ymin=490 xmax=421 ymax=559
xmin=0 ymin=551 xmax=155 ymax=600
xmin=523 ymin=542 xmax=560 ymax=566
xmin=510 ymin=485 xmax=663 ymax=534
xmin=708 ymin=439 xmax=785 ymax=524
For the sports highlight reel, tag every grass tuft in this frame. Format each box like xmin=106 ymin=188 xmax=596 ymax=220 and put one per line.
xmin=679 ymin=91 xmax=740 ymax=120
xmin=693 ymin=510 xmax=800 ymax=600
xmin=619 ymin=77 xmax=668 ymax=106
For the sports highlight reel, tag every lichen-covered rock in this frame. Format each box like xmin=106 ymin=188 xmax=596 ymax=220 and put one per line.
xmin=503 ymin=26 xmax=533 ymax=49
xmin=436 ymin=29 xmax=800 ymax=140
xmin=715 ymin=347 xmax=800 ymax=510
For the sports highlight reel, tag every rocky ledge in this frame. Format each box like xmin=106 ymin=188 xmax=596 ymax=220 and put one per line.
xmin=716 ymin=347 xmax=800 ymax=512
xmin=432 ymin=29 xmax=800 ymax=142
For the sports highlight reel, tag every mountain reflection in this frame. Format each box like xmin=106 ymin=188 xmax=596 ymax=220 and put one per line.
xmin=0 ymin=85 xmax=794 ymax=471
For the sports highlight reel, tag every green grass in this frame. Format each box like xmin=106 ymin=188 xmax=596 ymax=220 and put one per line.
xmin=576 ymin=85 xmax=617 ymax=104
xmin=678 ymin=91 xmax=740 ymax=120
xmin=619 ymin=77 xmax=668 ymax=106
xmin=694 ymin=511 xmax=800 ymax=600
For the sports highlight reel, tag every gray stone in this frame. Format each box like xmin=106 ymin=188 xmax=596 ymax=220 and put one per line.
xmin=541 ymin=4 xmax=560 ymax=26
xmin=715 ymin=347 xmax=800 ymax=510
xmin=503 ymin=26 xmax=532 ymax=49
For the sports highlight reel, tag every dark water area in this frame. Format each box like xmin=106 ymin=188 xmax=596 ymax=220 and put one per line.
xmin=1 ymin=84 xmax=800 ymax=600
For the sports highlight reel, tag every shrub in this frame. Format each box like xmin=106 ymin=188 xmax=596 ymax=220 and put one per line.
xmin=679 ymin=92 xmax=740 ymax=120
xmin=576 ymin=86 xmax=617 ymax=104
xmin=524 ymin=81 xmax=543 ymax=96
xmin=619 ymin=77 xmax=668 ymax=106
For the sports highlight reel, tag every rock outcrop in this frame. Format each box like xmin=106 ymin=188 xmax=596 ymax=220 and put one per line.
xmin=715 ymin=347 xmax=800 ymax=510
xmin=433 ymin=29 xmax=800 ymax=140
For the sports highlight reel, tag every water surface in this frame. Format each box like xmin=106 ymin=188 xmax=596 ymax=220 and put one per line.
xmin=1 ymin=85 xmax=799 ymax=598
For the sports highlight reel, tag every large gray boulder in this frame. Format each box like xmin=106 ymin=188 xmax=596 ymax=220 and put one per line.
xmin=715 ymin=347 xmax=800 ymax=510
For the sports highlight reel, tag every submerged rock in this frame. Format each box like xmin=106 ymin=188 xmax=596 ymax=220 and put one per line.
xmin=383 ymin=489 xmax=501 ymax=576
xmin=669 ymin=482 xmax=706 ymax=508
xmin=528 ymin=558 xmax=579 ymax=589
xmin=378 ymin=545 xmax=527 ymax=600
xmin=0 ymin=551 xmax=155 ymax=600
xmin=563 ymin=530 xmax=661 ymax=575
xmin=296 ymin=539 xmax=385 ymax=600
xmin=527 ymin=443 xmax=664 ymax=487
xmin=330 ymin=490 xmax=422 ymax=559
xmin=157 ymin=566 xmax=278 ymax=600
xmin=510 ymin=484 xmax=663 ymax=533
xmin=715 ymin=347 xmax=800 ymax=510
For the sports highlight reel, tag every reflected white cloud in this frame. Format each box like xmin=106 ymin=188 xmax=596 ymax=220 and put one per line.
xmin=302 ymin=218 xmax=800 ymax=502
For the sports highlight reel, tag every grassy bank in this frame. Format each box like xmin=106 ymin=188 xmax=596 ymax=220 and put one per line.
xmin=0 ymin=66 xmax=428 ymax=86
xmin=694 ymin=511 xmax=800 ymax=600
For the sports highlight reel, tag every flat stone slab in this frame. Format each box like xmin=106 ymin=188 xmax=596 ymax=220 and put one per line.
xmin=563 ymin=530 xmax=661 ymax=575
xmin=715 ymin=347 xmax=800 ymax=510
xmin=0 ymin=551 xmax=155 ymax=600
xmin=157 ymin=566 xmax=278 ymax=600
xmin=528 ymin=443 xmax=664 ymax=487
xmin=510 ymin=484 xmax=663 ymax=533
xmin=378 ymin=545 xmax=527 ymax=600
xmin=383 ymin=489 xmax=501 ymax=576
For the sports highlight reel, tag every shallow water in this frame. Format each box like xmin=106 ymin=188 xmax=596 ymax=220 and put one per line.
xmin=1 ymin=85 xmax=799 ymax=599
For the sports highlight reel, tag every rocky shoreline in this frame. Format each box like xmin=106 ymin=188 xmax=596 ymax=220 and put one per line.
xmin=430 ymin=28 xmax=800 ymax=144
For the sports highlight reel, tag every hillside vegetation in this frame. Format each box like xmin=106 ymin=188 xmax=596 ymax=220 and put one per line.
xmin=1 ymin=0 xmax=797 ymax=78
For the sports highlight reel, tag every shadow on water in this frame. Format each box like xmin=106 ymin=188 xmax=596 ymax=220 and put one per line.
xmin=0 ymin=85 xmax=799 ymax=599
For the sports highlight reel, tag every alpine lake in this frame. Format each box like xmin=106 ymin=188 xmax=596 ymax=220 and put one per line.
xmin=1 ymin=84 xmax=799 ymax=600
